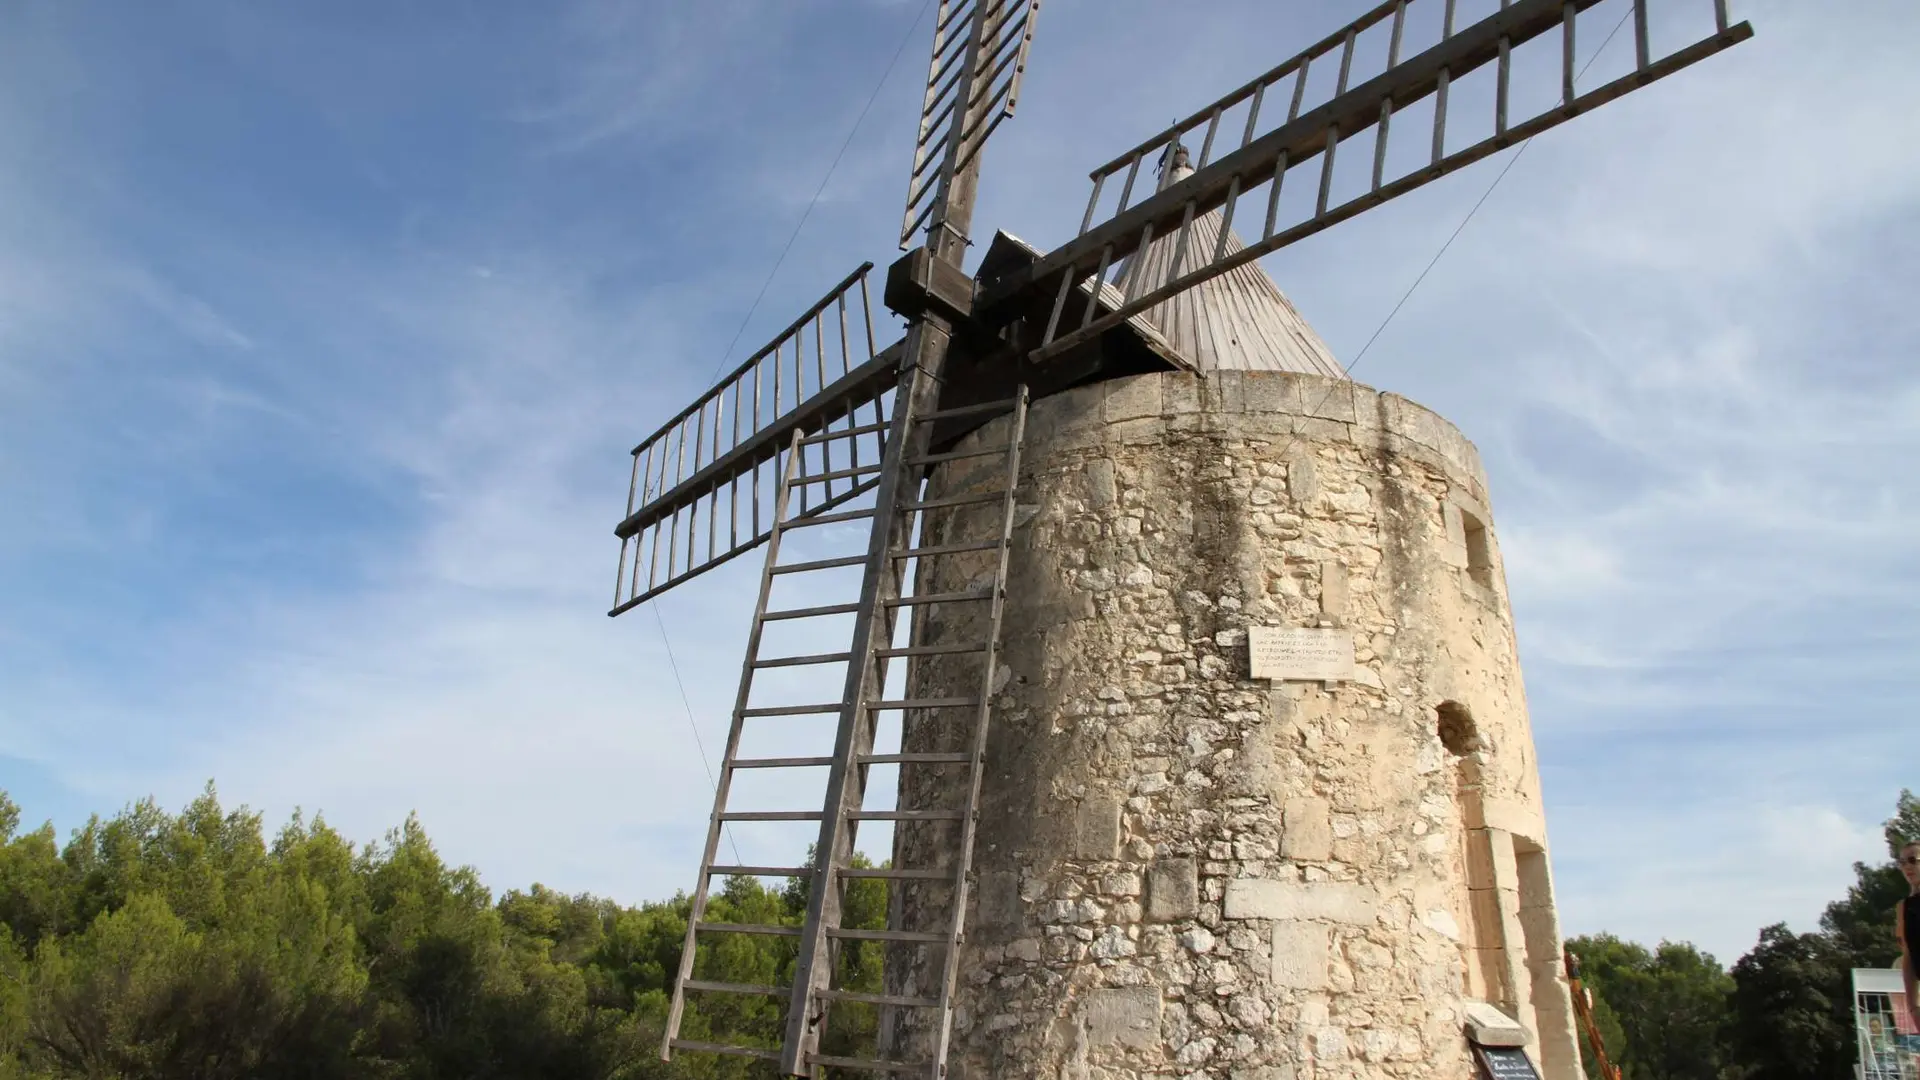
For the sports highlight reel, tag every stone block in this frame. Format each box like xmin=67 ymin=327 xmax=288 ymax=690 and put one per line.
xmin=1286 ymin=451 xmax=1318 ymax=504
xmin=1271 ymin=920 xmax=1331 ymax=989
xmin=1162 ymin=373 xmax=1203 ymax=415
xmin=1527 ymin=955 xmax=1568 ymax=989
xmin=976 ymin=870 xmax=1023 ymax=935
xmin=1302 ymin=383 xmax=1357 ymax=422
xmin=1148 ymin=857 xmax=1199 ymax=922
xmin=1232 ymin=1067 xmax=1297 ymax=1080
xmin=1242 ymin=372 xmax=1302 ymax=416
xmin=1465 ymin=830 xmax=1498 ymax=890
xmin=1466 ymin=888 xmax=1504 ymax=941
xmin=1085 ymin=459 xmax=1117 ymax=508
xmin=1041 ymin=382 xmax=1103 ymax=436
xmin=1463 ymin=1001 xmax=1529 ymax=1048
xmin=1290 ymin=416 xmax=1353 ymax=445
xmin=1385 ymin=393 xmax=1487 ymax=485
xmin=1210 ymin=369 xmax=1247 ymax=413
xmin=1483 ymin=797 xmax=1544 ymax=840
xmin=1223 ymin=879 xmax=1375 ymax=924
xmin=1515 ymin=845 xmax=1554 ymax=903
xmin=1075 ymin=795 xmax=1123 ymax=860
xmin=1488 ymin=827 xmax=1518 ymax=884
xmin=1441 ymin=501 xmax=1470 ymax=563
xmin=1461 ymin=793 xmax=1488 ymax=830
xmin=1083 ymin=986 xmax=1161 ymax=1048
xmin=1281 ymin=797 xmax=1333 ymax=861
xmin=1104 ymin=417 xmax=1163 ymax=447
xmin=1468 ymin=946 xmax=1511 ymax=1003
xmin=1318 ymin=561 xmax=1348 ymax=619
xmin=1518 ymin=906 xmax=1560 ymax=957
xmin=1104 ymin=373 xmax=1163 ymax=422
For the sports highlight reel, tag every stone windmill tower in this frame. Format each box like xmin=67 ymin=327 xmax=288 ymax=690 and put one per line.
xmin=607 ymin=3 xmax=1752 ymax=1077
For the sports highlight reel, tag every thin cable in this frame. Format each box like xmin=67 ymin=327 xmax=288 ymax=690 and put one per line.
xmin=652 ymin=600 xmax=744 ymax=865
xmin=704 ymin=0 xmax=938 ymax=383
xmin=1292 ymin=7 xmax=1635 ymax=426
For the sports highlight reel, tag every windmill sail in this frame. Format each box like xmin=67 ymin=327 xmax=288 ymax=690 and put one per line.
xmin=611 ymin=264 xmax=897 ymax=616
xmin=900 ymin=0 xmax=1041 ymax=249
xmin=983 ymin=0 xmax=1753 ymax=363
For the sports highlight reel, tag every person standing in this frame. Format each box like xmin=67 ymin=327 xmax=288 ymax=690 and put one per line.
xmin=1900 ymin=840 xmax=1920 ymax=1018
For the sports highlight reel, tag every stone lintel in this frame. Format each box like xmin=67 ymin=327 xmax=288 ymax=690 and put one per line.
xmin=1223 ymin=878 xmax=1376 ymax=924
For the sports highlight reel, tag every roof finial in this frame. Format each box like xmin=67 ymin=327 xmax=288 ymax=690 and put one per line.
xmin=1156 ymin=137 xmax=1191 ymax=192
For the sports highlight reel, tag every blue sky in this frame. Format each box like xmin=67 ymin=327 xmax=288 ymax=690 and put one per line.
xmin=1 ymin=0 xmax=1914 ymax=966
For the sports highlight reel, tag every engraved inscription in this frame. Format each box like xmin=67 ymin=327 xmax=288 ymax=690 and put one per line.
xmin=1247 ymin=627 xmax=1355 ymax=682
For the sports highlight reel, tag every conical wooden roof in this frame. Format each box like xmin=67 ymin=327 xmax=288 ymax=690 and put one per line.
xmin=1117 ymin=150 xmax=1345 ymax=378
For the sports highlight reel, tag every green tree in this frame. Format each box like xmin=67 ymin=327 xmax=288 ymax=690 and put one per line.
xmin=1727 ymin=923 xmax=1853 ymax=1080
xmin=1720 ymin=790 xmax=1920 ymax=1080
xmin=1820 ymin=789 xmax=1920 ymax=968
xmin=1565 ymin=934 xmax=1734 ymax=1080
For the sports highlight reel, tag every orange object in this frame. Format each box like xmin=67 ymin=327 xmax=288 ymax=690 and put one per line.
xmin=1564 ymin=946 xmax=1624 ymax=1080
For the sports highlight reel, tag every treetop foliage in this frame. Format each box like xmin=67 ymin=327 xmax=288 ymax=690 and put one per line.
xmin=1 ymin=784 xmax=1910 ymax=1079
xmin=0 ymin=784 xmax=887 ymax=1079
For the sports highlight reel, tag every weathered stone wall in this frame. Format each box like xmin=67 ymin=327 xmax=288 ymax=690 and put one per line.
xmin=880 ymin=371 xmax=1579 ymax=1079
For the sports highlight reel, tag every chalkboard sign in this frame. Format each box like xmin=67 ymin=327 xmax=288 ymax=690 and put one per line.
xmin=1473 ymin=1045 xmax=1541 ymax=1080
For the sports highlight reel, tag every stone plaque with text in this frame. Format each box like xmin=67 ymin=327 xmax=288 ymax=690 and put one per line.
xmin=1247 ymin=626 xmax=1355 ymax=682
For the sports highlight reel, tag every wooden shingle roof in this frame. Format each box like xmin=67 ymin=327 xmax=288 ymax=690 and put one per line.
xmin=1116 ymin=155 xmax=1346 ymax=379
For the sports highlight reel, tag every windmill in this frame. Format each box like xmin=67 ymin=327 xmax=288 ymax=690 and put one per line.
xmin=609 ymin=1 xmax=1752 ymax=1075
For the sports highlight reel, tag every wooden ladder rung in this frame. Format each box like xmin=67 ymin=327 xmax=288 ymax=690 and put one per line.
xmin=875 ymin=642 xmax=989 ymax=659
xmin=884 ymin=589 xmax=993 ymax=608
xmin=867 ymin=697 xmax=978 ymax=711
xmin=782 ymin=507 xmax=877 ymax=529
xmin=707 ymin=864 xmax=814 ymax=877
xmin=858 ymin=752 xmax=972 ymax=765
xmin=796 ymin=464 xmax=885 ymax=485
xmin=889 ymin=539 xmax=1003 ymax=560
xmin=901 ymin=490 xmax=1010 ymax=512
xmin=739 ymin=702 xmax=843 ymax=717
xmin=908 ymin=443 xmax=1013 ymax=466
xmin=695 ymin=921 xmax=802 ymax=936
xmin=772 ymin=554 xmax=868 ymax=575
xmin=681 ymin=979 xmax=788 ymax=997
xmin=753 ymin=651 xmax=853 ymax=669
xmin=800 ymin=420 xmax=890 ymax=446
xmin=826 ymin=927 xmax=947 ymax=943
xmin=729 ymin=756 xmax=835 ymax=769
xmin=719 ymin=810 xmax=826 ymax=822
xmin=806 ymin=1052 xmax=932 ymax=1073
xmin=761 ymin=602 xmax=860 ymax=621
xmin=848 ymin=809 xmax=966 ymax=822
xmin=815 ymin=988 xmax=942 ymax=1009
xmin=919 ymin=398 xmax=1018 ymax=423
xmin=671 ymin=1039 xmax=781 ymax=1062
xmin=839 ymin=867 xmax=955 ymax=880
